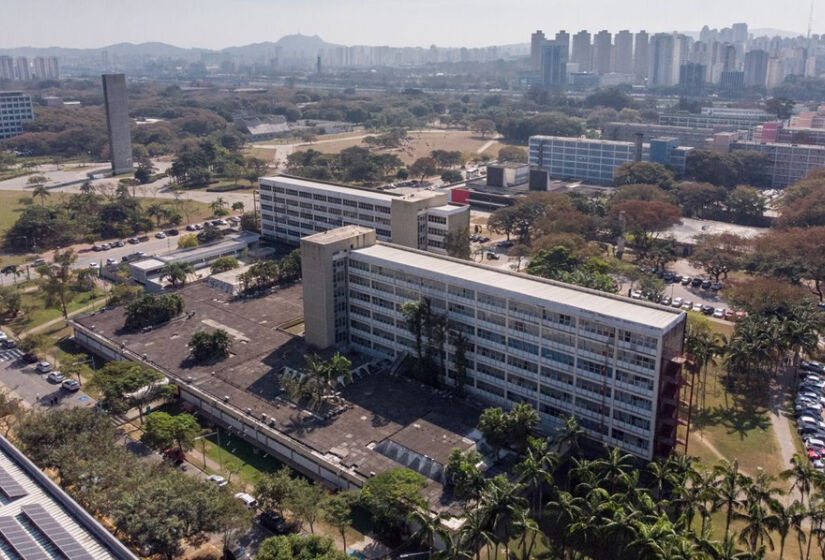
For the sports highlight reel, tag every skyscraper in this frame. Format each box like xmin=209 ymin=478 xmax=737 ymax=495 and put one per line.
xmin=744 ymin=49 xmax=769 ymax=87
xmin=593 ymin=30 xmax=613 ymax=75
xmin=614 ymin=30 xmax=634 ymax=74
xmin=571 ymin=30 xmax=593 ymax=72
xmin=101 ymin=74 xmax=133 ymax=175
xmin=732 ymin=23 xmax=749 ymax=44
xmin=531 ymin=30 xmax=546 ymax=72
xmin=648 ymin=33 xmax=675 ymax=87
xmin=540 ymin=41 xmax=568 ymax=88
xmin=634 ymin=31 xmax=650 ymax=82
xmin=32 ymin=57 xmax=47 ymax=80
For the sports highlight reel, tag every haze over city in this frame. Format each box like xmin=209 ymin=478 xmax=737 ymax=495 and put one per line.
xmin=1 ymin=0 xmax=817 ymax=49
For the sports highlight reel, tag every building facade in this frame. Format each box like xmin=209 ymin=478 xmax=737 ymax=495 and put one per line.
xmin=101 ymin=74 xmax=133 ymax=175
xmin=730 ymin=141 xmax=825 ymax=188
xmin=0 ymin=91 xmax=34 ymax=140
xmin=540 ymin=41 xmax=568 ymax=88
xmin=301 ymin=227 xmax=687 ymax=460
xmin=259 ymin=175 xmax=470 ymax=255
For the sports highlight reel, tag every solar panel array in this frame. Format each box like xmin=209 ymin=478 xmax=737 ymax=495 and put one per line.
xmin=0 ymin=466 xmax=27 ymax=500
xmin=21 ymin=504 xmax=94 ymax=560
xmin=0 ymin=516 xmax=49 ymax=560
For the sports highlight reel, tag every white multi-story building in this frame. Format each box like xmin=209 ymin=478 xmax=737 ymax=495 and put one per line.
xmin=529 ymin=136 xmax=650 ymax=184
xmin=259 ymin=175 xmax=469 ymax=255
xmin=0 ymin=91 xmax=34 ymax=140
xmin=302 ymin=226 xmax=687 ymax=460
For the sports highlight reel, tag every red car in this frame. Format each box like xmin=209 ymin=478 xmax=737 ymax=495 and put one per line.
xmin=809 ymin=449 xmax=821 ymax=461
xmin=163 ymin=448 xmax=185 ymax=465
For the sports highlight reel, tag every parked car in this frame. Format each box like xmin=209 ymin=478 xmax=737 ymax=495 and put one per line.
xmin=496 ymin=240 xmax=514 ymax=249
xmin=661 ymin=296 xmax=672 ymax=306
xmin=681 ymin=276 xmax=691 ymax=285
xmin=163 ymin=448 xmax=185 ymax=465
xmin=165 ymin=229 xmax=179 ymax=236
xmin=234 ymin=492 xmax=258 ymax=510
xmin=208 ymin=475 xmax=228 ymax=487
xmin=724 ymin=309 xmax=736 ymax=320
xmin=186 ymin=224 xmax=198 ymax=231
xmin=710 ymin=282 xmax=723 ymax=291
xmin=700 ymin=305 xmax=714 ymax=315
xmin=663 ymin=272 xmax=674 ymax=282
xmin=127 ymin=238 xmax=140 ymax=244
xmin=155 ymin=232 xmax=167 ymax=239
xmin=671 ymin=297 xmax=683 ymax=308
xmin=681 ymin=301 xmax=693 ymax=310
xmin=91 ymin=245 xmax=102 ymax=252
xmin=631 ymin=290 xmax=643 ymax=299
xmin=106 ymin=258 xmax=117 ymax=265
xmin=114 ymin=240 xmax=125 ymax=247
xmin=100 ymin=243 xmax=111 ymax=250
xmin=223 ymin=543 xmax=249 ymax=560
xmin=36 ymin=362 xmax=52 ymax=373
xmin=486 ymin=251 xmax=499 ymax=260
xmin=89 ymin=262 xmax=99 ymax=269
xmin=691 ymin=278 xmax=703 ymax=287
xmin=802 ymin=360 xmax=825 ymax=373
xmin=46 ymin=371 xmax=64 ymax=383
xmin=3 ymin=339 xmax=17 ymax=349
xmin=701 ymin=280 xmax=712 ymax=290
xmin=807 ymin=438 xmax=825 ymax=450
xmin=62 ymin=379 xmax=80 ymax=392
xmin=692 ymin=303 xmax=703 ymax=312
xmin=713 ymin=308 xmax=725 ymax=318
xmin=259 ymin=511 xmax=291 ymax=534
xmin=228 ymin=216 xmax=241 ymax=224
xmin=32 ymin=258 xmax=46 ymax=266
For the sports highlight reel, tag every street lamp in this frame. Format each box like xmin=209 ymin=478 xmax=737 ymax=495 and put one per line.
xmin=194 ymin=429 xmax=222 ymax=471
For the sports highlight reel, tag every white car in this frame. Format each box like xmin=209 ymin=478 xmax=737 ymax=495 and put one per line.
xmin=106 ymin=258 xmax=117 ymax=265
xmin=692 ymin=303 xmax=703 ymax=312
xmin=62 ymin=379 xmax=80 ymax=392
xmin=47 ymin=371 xmax=65 ymax=383
xmin=807 ymin=438 xmax=825 ymax=449
xmin=0 ymin=331 xmax=7 ymax=341
xmin=88 ymin=262 xmax=99 ymax=269
xmin=234 ymin=492 xmax=258 ymax=509
xmin=631 ymin=290 xmax=642 ymax=299
xmin=713 ymin=308 xmax=725 ymax=318
xmin=36 ymin=362 xmax=52 ymax=373
xmin=208 ymin=474 xmax=228 ymax=487
xmin=671 ymin=297 xmax=683 ymax=308
xmin=155 ymin=232 xmax=167 ymax=239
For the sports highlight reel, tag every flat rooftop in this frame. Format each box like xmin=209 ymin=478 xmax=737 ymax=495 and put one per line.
xmin=261 ymin=175 xmax=398 ymax=203
xmin=353 ymin=244 xmax=684 ymax=331
xmin=74 ymin=282 xmax=484 ymax=513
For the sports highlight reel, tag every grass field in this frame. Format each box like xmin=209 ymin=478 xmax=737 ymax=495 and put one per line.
xmin=5 ymin=287 xmax=107 ymax=336
xmin=248 ymin=129 xmax=506 ymax=168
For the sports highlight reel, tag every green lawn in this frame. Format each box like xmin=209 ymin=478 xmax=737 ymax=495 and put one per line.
xmin=5 ymin=287 xmax=106 ymax=335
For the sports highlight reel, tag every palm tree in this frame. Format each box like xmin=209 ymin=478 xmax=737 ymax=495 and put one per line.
xmin=146 ymin=203 xmax=167 ymax=226
xmin=231 ymin=201 xmax=245 ymax=213
xmin=554 ymin=415 xmax=583 ymax=458
xmin=545 ymin=491 xmax=584 ymax=559
xmin=627 ymin=516 xmax=676 ymax=560
xmin=302 ymin=353 xmax=352 ymax=407
xmin=713 ymin=459 xmax=745 ymax=545
xmin=515 ymin=437 xmax=558 ymax=517
xmin=737 ymin=499 xmax=775 ymax=554
xmin=782 ymin=454 xmax=817 ymax=507
xmin=769 ymin=500 xmax=805 ymax=560
xmin=593 ymin=446 xmax=633 ymax=493
xmin=782 ymin=305 xmax=824 ymax=390
xmin=458 ymin=507 xmax=488 ymax=560
xmin=480 ymin=476 xmax=526 ymax=560
xmin=407 ymin=510 xmax=447 ymax=555
xmin=697 ymin=535 xmax=760 ymax=559
xmin=209 ymin=197 xmax=227 ymax=216
xmin=31 ymin=184 xmax=51 ymax=206
xmin=159 ymin=261 xmax=194 ymax=288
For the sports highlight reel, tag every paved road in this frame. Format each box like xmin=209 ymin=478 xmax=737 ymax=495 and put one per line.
xmin=0 ymin=353 xmax=96 ymax=410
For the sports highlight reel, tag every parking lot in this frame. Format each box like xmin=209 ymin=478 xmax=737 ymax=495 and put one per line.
xmin=0 ymin=353 xmax=96 ymax=410
xmin=795 ymin=361 xmax=825 ymax=470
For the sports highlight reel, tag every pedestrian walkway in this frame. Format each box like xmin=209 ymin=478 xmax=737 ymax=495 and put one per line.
xmin=0 ymin=349 xmax=22 ymax=362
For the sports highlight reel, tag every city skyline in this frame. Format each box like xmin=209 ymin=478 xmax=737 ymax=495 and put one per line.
xmin=1 ymin=0 xmax=816 ymax=50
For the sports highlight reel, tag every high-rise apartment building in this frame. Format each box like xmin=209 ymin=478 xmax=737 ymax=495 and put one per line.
xmin=571 ymin=30 xmax=593 ymax=73
xmin=32 ymin=57 xmax=47 ymax=80
xmin=301 ymin=226 xmax=687 ymax=460
xmin=744 ymin=49 xmax=769 ymax=87
xmin=530 ymin=30 xmax=546 ymax=72
xmin=633 ymin=31 xmax=650 ymax=81
xmin=101 ymin=74 xmax=133 ymax=175
xmin=679 ymin=63 xmax=706 ymax=96
xmin=555 ymin=30 xmax=570 ymax=57
xmin=14 ymin=58 xmax=30 ymax=81
xmin=648 ymin=33 xmax=676 ymax=87
xmin=0 ymin=57 xmax=13 ymax=81
xmin=0 ymin=92 xmax=34 ymax=140
xmin=732 ymin=23 xmax=749 ymax=44
xmin=593 ymin=30 xmax=613 ymax=75
xmin=540 ymin=41 xmax=568 ymax=88
xmin=258 ymin=175 xmax=470 ymax=254
xmin=613 ymin=30 xmax=634 ymax=75
xmin=47 ymin=57 xmax=59 ymax=79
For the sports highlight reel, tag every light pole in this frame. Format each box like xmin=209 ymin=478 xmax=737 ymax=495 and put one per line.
xmin=194 ymin=429 xmax=223 ymax=472
xmin=71 ymin=357 xmax=95 ymax=387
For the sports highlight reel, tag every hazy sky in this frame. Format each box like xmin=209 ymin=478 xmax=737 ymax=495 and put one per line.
xmin=2 ymin=0 xmax=817 ymax=49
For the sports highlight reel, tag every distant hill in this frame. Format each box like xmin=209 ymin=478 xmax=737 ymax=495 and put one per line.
xmin=220 ymin=34 xmax=342 ymax=60
xmin=750 ymin=28 xmax=804 ymax=38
